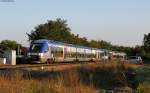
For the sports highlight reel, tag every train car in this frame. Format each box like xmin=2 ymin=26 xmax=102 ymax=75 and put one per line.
xmin=27 ymin=39 xmax=107 ymax=63
xmin=99 ymin=49 xmax=109 ymax=60
xmin=109 ymin=51 xmax=126 ymax=61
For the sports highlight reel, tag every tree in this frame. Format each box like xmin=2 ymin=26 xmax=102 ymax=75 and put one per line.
xmin=27 ymin=18 xmax=73 ymax=43
xmin=98 ymin=40 xmax=111 ymax=49
xmin=143 ymin=33 xmax=150 ymax=51
xmin=0 ymin=40 xmax=18 ymax=52
xmin=89 ymin=40 xmax=99 ymax=48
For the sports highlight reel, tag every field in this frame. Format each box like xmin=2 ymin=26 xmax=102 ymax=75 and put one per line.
xmin=0 ymin=63 xmax=149 ymax=93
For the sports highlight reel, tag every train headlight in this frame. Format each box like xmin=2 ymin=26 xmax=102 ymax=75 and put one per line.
xmin=39 ymin=53 xmax=43 ymax=57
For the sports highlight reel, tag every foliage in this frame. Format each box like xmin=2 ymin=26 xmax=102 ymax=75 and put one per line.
xmin=136 ymin=66 xmax=150 ymax=93
xmin=27 ymin=18 xmax=115 ymax=50
xmin=89 ymin=40 xmax=112 ymax=49
xmin=141 ymin=33 xmax=150 ymax=60
xmin=0 ymin=40 xmax=28 ymax=56
xmin=0 ymin=40 xmax=19 ymax=52
xmin=143 ymin=33 xmax=150 ymax=51
xmin=27 ymin=18 xmax=72 ymax=43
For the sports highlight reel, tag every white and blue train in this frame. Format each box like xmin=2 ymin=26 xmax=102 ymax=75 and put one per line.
xmin=27 ymin=39 xmax=109 ymax=63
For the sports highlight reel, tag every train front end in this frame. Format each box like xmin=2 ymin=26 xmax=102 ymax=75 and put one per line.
xmin=27 ymin=41 xmax=49 ymax=63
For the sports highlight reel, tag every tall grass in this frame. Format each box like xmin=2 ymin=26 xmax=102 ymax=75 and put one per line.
xmin=137 ymin=82 xmax=150 ymax=93
xmin=0 ymin=68 xmax=96 ymax=93
xmin=80 ymin=63 xmax=132 ymax=89
xmin=0 ymin=63 xmax=148 ymax=93
xmin=136 ymin=65 xmax=150 ymax=93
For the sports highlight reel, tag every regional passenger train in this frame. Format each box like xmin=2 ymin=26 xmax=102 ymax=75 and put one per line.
xmin=27 ymin=39 xmax=109 ymax=63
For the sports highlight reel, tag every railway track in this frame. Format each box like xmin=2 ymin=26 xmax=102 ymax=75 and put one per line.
xmin=0 ymin=61 xmax=97 ymax=70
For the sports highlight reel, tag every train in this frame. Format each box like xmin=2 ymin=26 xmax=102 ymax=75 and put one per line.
xmin=27 ymin=39 xmax=109 ymax=63
xmin=109 ymin=51 xmax=126 ymax=61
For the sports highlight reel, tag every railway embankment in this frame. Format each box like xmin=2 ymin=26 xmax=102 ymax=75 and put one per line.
xmin=0 ymin=62 xmax=149 ymax=93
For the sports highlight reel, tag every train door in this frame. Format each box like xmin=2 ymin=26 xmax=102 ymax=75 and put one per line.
xmin=64 ymin=47 xmax=67 ymax=60
xmin=98 ymin=52 xmax=101 ymax=60
xmin=48 ymin=46 xmax=51 ymax=59
xmin=42 ymin=46 xmax=51 ymax=63
xmin=96 ymin=51 xmax=98 ymax=60
xmin=49 ymin=46 xmax=56 ymax=62
xmin=96 ymin=51 xmax=101 ymax=61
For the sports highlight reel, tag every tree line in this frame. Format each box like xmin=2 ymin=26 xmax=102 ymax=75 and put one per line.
xmin=0 ymin=18 xmax=150 ymax=60
xmin=27 ymin=18 xmax=112 ymax=49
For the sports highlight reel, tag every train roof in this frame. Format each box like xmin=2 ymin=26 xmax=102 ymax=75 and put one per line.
xmin=33 ymin=39 xmax=65 ymax=45
xmin=100 ymin=49 xmax=109 ymax=52
xmin=33 ymin=39 xmax=108 ymax=51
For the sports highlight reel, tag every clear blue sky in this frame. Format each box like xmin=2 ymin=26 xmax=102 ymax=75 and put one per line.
xmin=0 ymin=0 xmax=150 ymax=47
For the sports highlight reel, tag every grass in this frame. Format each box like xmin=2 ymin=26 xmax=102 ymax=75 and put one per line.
xmin=0 ymin=73 xmax=96 ymax=93
xmin=135 ymin=65 xmax=150 ymax=82
xmin=0 ymin=62 xmax=149 ymax=93
xmin=135 ymin=65 xmax=150 ymax=93
xmin=0 ymin=68 xmax=96 ymax=93
xmin=80 ymin=63 xmax=136 ymax=89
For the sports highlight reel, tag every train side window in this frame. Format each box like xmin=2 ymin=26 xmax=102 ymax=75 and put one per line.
xmin=57 ymin=47 xmax=63 ymax=57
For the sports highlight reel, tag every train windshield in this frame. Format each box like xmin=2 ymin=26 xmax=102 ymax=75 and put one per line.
xmin=29 ymin=43 xmax=43 ymax=53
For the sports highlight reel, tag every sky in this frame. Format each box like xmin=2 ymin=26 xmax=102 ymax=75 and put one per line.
xmin=0 ymin=0 xmax=150 ymax=47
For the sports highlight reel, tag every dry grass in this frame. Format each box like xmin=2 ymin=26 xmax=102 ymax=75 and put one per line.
xmin=0 ymin=75 xmax=96 ymax=93
xmin=137 ymin=82 xmax=150 ymax=93
xmin=0 ymin=68 xmax=96 ymax=93
xmin=0 ymin=62 xmax=148 ymax=93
